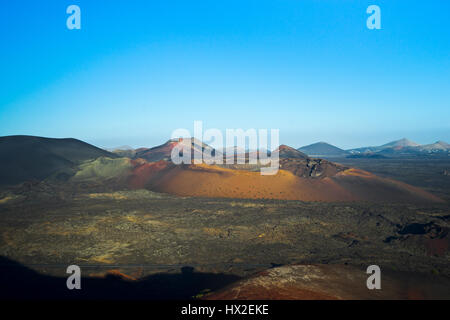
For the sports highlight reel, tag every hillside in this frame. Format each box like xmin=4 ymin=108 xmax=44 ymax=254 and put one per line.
xmin=277 ymin=145 xmax=308 ymax=159
xmin=67 ymin=142 xmax=442 ymax=203
xmin=349 ymin=138 xmax=421 ymax=154
xmin=348 ymin=138 xmax=450 ymax=156
xmin=134 ymin=138 xmax=219 ymax=162
xmin=380 ymin=138 xmax=420 ymax=149
xmin=137 ymin=163 xmax=441 ymax=203
xmin=0 ymin=135 xmax=116 ymax=185
xmin=205 ymin=264 xmax=450 ymax=300
xmin=298 ymin=142 xmax=348 ymax=157
xmin=418 ymin=141 xmax=450 ymax=152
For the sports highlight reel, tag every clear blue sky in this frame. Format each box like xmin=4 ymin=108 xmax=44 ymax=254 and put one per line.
xmin=1 ymin=0 xmax=449 ymax=149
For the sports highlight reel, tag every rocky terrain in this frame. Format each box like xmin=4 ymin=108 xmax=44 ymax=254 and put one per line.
xmin=0 ymin=180 xmax=449 ymax=299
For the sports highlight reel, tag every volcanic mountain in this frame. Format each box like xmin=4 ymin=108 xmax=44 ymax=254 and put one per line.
xmin=0 ymin=135 xmax=115 ymax=186
xmin=298 ymin=142 xmax=348 ymax=157
xmin=348 ymin=138 xmax=450 ymax=156
xmin=349 ymin=138 xmax=420 ymax=154
xmin=111 ymin=142 xmax=440 ymax=203
xmin=0 ymin=136 xmax=442 ymax=203
xmin=380 ymin=138 xmax=420 ymax=149
xmin=128 ymin=151 xmax=439 ymax=203
xmin=418 ymin=141 xmax=450 ymax=152
xmin=133 ymin=138 xmax=218 ymax=162
xmin=277 ymin=145 xmax=308 ymax=159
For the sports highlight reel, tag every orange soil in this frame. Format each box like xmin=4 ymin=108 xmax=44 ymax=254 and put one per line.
xmin=132 ymin=162 xmax=441 ymax=203
xmin=148 ymin=164 xmax=352 ymax=201
xmin=128 ymin=160 xmax=171 ymax=189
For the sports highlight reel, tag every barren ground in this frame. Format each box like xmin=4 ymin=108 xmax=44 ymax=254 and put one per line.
xmin=0 ymin=157 xmax=448 ymax=299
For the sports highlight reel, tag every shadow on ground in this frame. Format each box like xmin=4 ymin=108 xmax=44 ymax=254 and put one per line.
xmin=0 ymin=256 xmax=241 ymax=300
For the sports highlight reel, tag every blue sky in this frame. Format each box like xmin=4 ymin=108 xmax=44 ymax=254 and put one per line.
xmin=0 ymin=0 xmax=449 ymax=149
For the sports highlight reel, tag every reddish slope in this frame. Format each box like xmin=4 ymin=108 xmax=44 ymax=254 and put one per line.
xmin=148 ymin=164 xmax=352 ymax=201
xmin=128 ymin=159 xmax=173 ymax=189
xmin=128 ymin=161 xmax=441 ymax=203
xmin=204 ymin=264 xmax=450 ymax=300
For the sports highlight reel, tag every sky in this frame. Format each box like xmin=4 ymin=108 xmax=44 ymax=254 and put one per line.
xmin=0 ymin=0 xmax=449 ymax=149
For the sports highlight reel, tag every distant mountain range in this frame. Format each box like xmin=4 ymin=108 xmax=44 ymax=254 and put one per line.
xmin=347 ymin=138 xmax=450 ymax=156
xmin=347 ymin=138 xmax=419 ymax=154
xmin=108 ymin=138 xmax=450 ymax=159
xmin=296 ymin=138 xmax=450 ymax=158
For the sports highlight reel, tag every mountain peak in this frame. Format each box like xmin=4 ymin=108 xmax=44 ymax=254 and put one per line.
xmin=276 ymin=145 xmax=309 ymax=159
xmin=418 ymin=140 xmax=450 ymax=152
xmin=382 ymin=138 xmax=420 ymax=148
xmin=298 ymin=141 xmax=347 ymax=157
